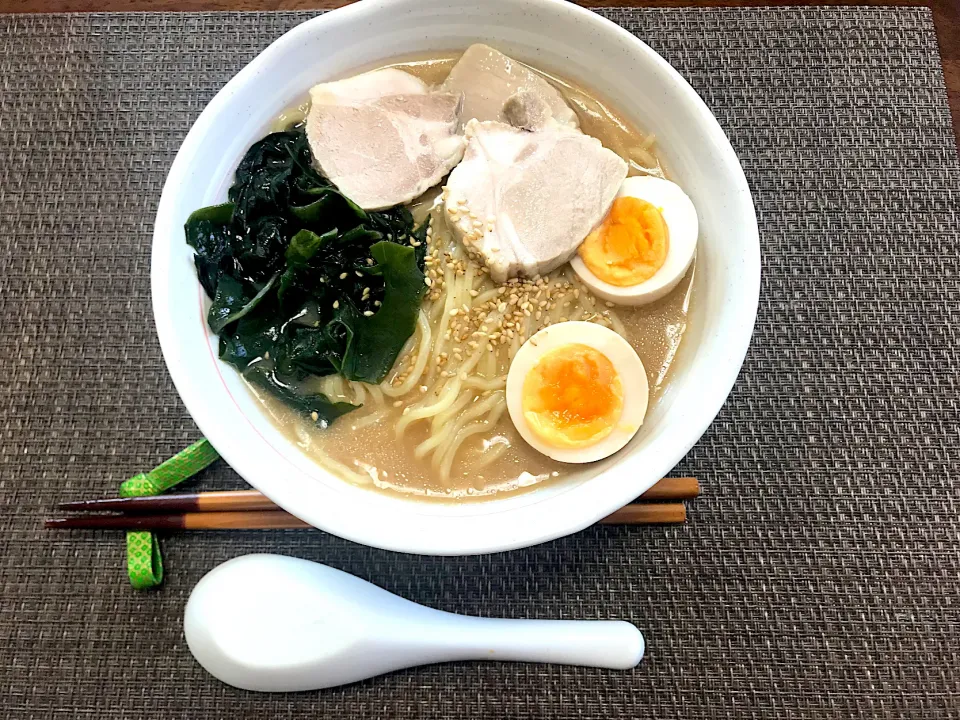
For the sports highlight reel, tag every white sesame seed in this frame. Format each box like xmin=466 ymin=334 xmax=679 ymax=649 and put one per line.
xmin=449 ymin=309 xmax=459 ymax=317
xmin=332 ymin=300 xmax=339 ymax=309
xmin=363 ymin=310 xmax=374 ymax=317
xmin=310 ymin=411 xmax=319 ymax=422
xmin=393 ymin=400 xmax=403 ymax=407
xmin=339 ymin=272 xmax=348 ymax=279
xmin=605 ymin=301 xmax=614 ymax=307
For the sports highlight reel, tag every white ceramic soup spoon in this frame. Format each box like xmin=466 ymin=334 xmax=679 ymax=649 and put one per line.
xmin=184 ymin=554 xmax=645 ymax=691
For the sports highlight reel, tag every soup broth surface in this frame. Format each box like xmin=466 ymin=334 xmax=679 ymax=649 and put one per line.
xmin=250 ymin=53 xmax=695 ymax=500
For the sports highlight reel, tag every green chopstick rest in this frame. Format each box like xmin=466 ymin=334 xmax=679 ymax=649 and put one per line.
xmin=119 ymin=439 xmax=220 ymax=589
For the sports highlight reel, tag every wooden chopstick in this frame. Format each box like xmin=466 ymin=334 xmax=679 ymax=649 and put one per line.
xmin=600 ymin=502 xmax=686 ymax=525
xmin=57 ymin=476 xmax=699 ymax=514
xmin=632 ymin=476 xmax=698 ymax=502
xmin=47 ymin=477 xmax=698 ymax=530
xmin=57 ymin=489 xmax=278 ymax=514
xmin=46 ymin=503 xmax=688 ymax=530
xmin=46 ymin=510 xmax=312 ymax=530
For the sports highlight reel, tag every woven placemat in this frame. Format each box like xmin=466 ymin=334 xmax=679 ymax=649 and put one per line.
xmin=1 ymin=7 xmax=958 ymax=719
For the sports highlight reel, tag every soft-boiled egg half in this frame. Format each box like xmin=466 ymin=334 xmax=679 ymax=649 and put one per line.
xmin=571 ymin=176 xmax=698 ymax=306
xmin=506 ymin=321 xmax=649 ymax=463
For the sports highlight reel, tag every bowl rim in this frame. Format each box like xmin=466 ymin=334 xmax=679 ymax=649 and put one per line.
xmin=151 ymin=0 xmax=761 ymax=555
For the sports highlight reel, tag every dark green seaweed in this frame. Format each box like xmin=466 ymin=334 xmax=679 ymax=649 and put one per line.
xmin=185 ymin=127 xmax=427 ymax=427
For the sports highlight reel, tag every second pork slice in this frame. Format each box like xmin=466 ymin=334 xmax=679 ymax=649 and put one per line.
xmin=444 ymin=119 xmax=628 ymax=282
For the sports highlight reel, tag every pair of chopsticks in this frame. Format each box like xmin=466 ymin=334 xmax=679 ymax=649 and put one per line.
xmin=46 ymin=476 xmax=699 ymax=530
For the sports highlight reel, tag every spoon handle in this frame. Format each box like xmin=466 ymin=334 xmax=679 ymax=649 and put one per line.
xmin=419 ymin=615 xmax=644 ymax=669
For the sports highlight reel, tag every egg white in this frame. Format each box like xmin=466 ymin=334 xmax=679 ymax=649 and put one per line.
xmin=505 ymin=321 xmax=649 ymax=464
xmin=571 ymin=175 xmax=698 ymax=306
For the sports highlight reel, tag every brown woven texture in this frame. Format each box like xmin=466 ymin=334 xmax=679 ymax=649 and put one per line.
xmin=1 ymin=7 xmax=959 ymax=719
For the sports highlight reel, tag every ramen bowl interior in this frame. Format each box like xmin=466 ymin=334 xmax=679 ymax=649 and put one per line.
xmin=152 ymin=0 xmax=760 ymax=554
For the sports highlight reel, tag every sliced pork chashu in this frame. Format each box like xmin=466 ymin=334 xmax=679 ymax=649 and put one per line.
xmin=444 ymin=119 xmax=628 ymax=282
xmin=306 ymin=69 xmax=466 ymax=211
xmin=441 ymin=44 xmax=579 ymax=129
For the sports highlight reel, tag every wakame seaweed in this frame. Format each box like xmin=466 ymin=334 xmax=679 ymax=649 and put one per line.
xmin=185 ymin=127 xmax=427 ymax=427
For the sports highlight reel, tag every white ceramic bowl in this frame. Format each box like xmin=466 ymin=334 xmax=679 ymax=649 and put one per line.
xmin=152 ymin=0 xmax=760 ymax=555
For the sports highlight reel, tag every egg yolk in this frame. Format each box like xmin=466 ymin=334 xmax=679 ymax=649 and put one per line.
xmin=521 ymin=344 xmax=624 ymax=449
xmin=578 ymin=196 xmax=669 ymax=287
